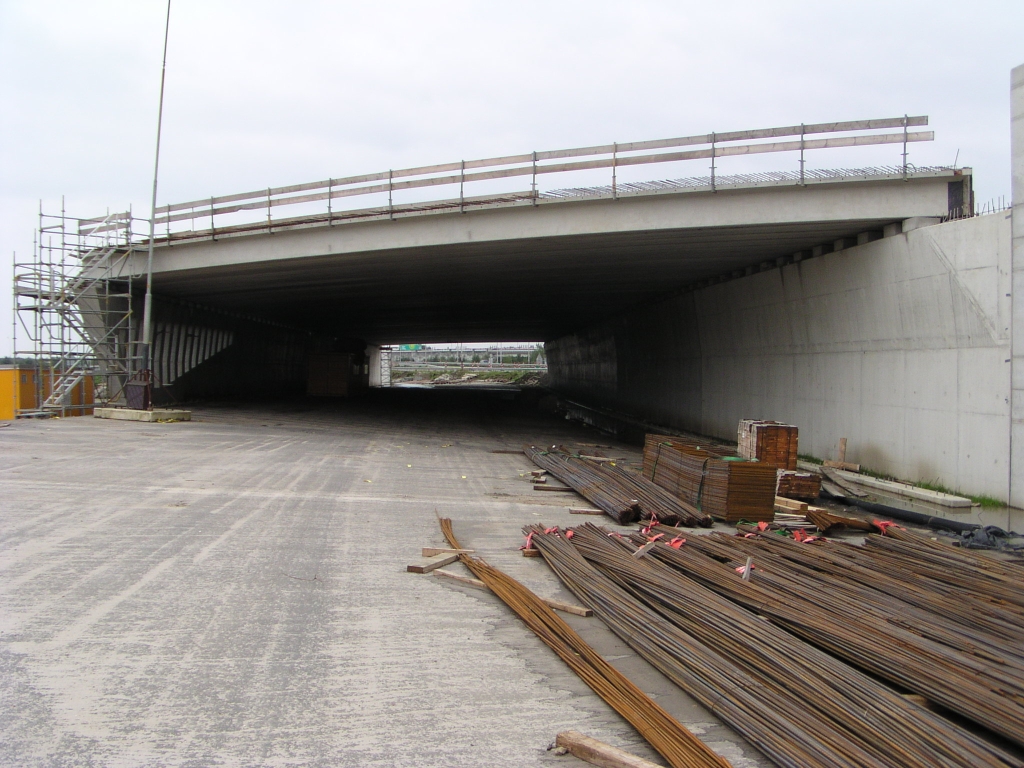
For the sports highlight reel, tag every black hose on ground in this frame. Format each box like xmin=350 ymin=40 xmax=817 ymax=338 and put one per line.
xmin=821 ymin=489 xmax=980 ymax=533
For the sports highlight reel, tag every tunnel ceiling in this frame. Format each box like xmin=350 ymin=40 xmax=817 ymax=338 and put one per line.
xmin=152 ymin=219 xmax=900 ymax=343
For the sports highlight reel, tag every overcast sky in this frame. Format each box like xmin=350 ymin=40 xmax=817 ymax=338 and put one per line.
xmin=2 ymin=0 xmax=1022 ymax=354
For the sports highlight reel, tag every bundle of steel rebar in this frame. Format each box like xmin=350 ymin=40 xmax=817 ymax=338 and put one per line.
xmin=584 ymin=456 xmax=711 ymax=527
xmin=523 ymin=445 xmax=711 ymax=526
xmin=640 ymin=526 xmax=1024 ymax=747
xmin=642 ymin=437 xmax=776 ymax=522
xmin=436 ymin=518 xmax=731 ymax=768
xmin=730 ymin=524 xmax=1024 ymax=641
xmin=527 ymin=523 xmax=1020 ymax=768
xmin=864 ymin=527 xmax=1024 ymax=610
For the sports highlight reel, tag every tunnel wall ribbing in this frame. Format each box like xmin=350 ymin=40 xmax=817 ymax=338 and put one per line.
xmin=547 ymin=213 xmax=1012 ymax=501
xmin=148 ymin=298 xmax=309 ymax=403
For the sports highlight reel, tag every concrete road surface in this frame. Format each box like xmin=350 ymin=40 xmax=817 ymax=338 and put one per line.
xmin=0 ymin=390 xmax=767 ymax=767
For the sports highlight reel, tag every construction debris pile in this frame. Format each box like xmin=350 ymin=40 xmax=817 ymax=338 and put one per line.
xmin=642 ymin=435 xmax=777 ymax=523
xmin=525 ymin=522 xmax=1024 ymax=768
xmin=523 ymin=444 xmax=712 ymax=527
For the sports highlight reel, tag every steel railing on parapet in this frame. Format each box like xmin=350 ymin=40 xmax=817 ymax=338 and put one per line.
xmin=82 ymin=116 xmax=936 ymax=242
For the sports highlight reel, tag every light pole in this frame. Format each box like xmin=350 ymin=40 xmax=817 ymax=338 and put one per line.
xmin=139 ymin=0 xmax=172 ymax=408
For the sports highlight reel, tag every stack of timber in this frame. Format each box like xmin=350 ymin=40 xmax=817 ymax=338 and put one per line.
xmin=524 ymin=445 xmax=711 ymax=526
xmin=527 ymin=522 xmax=1020 ymax=768
xmin=737 ymin=420 xmax=798 ymax=470
xmin=642 ymin=436 xmax=776 ymax=523
xmin=775 ymin=470 xmax=821 ymax=501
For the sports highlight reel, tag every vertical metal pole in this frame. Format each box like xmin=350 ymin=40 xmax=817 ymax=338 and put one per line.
xmin=531 ymin=151 xmax=537 ymax=205
xmin=58 ymin=198 xmax=66 ymax=417
xmin=388 ymin=170 xmax=394 ymax=219
xmin=902 ymin=114 xmax=909 ymax=180
xmin=209 ymin=197 xmax=215 ymax=239
xmin=266 ymin=188 xmax=272 ymax=231
xmin=11 ymin=250 xmax=17 ymax=417
xmin=460 ymin=160 xmax=465 ymax=212
xmin=327 ymin=179 xmax=333 ymax=225
xmin=799 ymin=123 xmax=805 ymax=186
xmin=141 ymin=0 xmax=172 ymax=401
xmin=710 ymin=132 xmax=716 ymax=192
xmin=612 ymin=142 xmax=618 ymax=199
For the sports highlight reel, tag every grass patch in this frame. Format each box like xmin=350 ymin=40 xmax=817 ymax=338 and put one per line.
xmin=801 ymin=453 xmax=1004 ymax=506
xmin=855 ymin=467 xmax=1004 ymax=507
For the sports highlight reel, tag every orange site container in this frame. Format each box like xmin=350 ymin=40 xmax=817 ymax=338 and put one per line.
xmin=0 ymin=367 xmax=94 ymax=420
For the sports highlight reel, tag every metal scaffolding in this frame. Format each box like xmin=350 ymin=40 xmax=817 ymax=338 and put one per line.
xmin=12 ymin=202 xmax=142 ymax=417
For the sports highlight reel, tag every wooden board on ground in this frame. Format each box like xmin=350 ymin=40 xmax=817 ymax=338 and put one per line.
xmin=824 ymin=459 xmax=861 ymax=472
xmin=535 ymin=485 xmax=576 ymax=492
xmin=544 ymin=599 xmax=593 ymax=617
xmin=775 ymin=496 xmax=808 ymax=512
xmin=569 ymin=508 xmax=605 ymax=515
xmin=422 ymin=547 xmax=474 ymax=557
xmin=407 ymin=552 xmax=461 ymax=573
xmin=555 ymin=730 xmax=662 ymax=768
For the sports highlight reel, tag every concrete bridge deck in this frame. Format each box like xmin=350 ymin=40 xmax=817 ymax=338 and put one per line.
xmin=130 ymin=167 xmax=968 ymax=341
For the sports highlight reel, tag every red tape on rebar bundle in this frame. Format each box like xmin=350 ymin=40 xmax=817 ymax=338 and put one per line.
xmin=544 ymin=526 xmax=559 ymax=535
xmin=647 ymin=533 xmax=665 ymax=543
xmin=757 ymin=521 xmax=769 ymax=531
xmin=793 ymin=528 xmax=821 ymax=544
xmin=873 ymin=520 xmax=904 ymax=535
xmin=520 ymin=532 xmax=535 ymax=550
xmin=565 ymin=529 xmax=574 ymax=539
xmin=668 ymin=537 xmax=685 ymax=549
xmin=640 ymin=513 xmax=660 ymax=535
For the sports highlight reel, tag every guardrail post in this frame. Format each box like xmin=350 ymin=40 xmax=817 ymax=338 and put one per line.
xmin=902 ymin=114 xmax=909 ymax=180
xmin=612 ymin=142 xmax=618 ymax=199
xmin=710 ymin=132 xmax=717 ymax=192
xmin=532 ymin=151 xmax=538 ymax=205
xmin=799 ymin=124 xmax=806 ymax=186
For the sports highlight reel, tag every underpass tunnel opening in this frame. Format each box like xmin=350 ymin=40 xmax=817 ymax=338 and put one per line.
xmin=131 ymin=165 xmax=982 ymax=493
xmin=141 ymin=288 xmax=554 ymax=409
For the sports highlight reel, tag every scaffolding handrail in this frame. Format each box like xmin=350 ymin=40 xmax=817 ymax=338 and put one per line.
xmin=81 ymin=116 xmax=932 ymax=236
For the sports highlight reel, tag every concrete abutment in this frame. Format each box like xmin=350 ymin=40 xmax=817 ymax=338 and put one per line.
xmin=548 ymin=211 xmax=1013 ymax=501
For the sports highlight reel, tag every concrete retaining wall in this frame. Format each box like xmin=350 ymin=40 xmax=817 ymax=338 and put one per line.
xmin=547 ymin=212 xmax=1013 ymax=500
xmin=1010 ymin=63 xmax=1024 ymax=506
